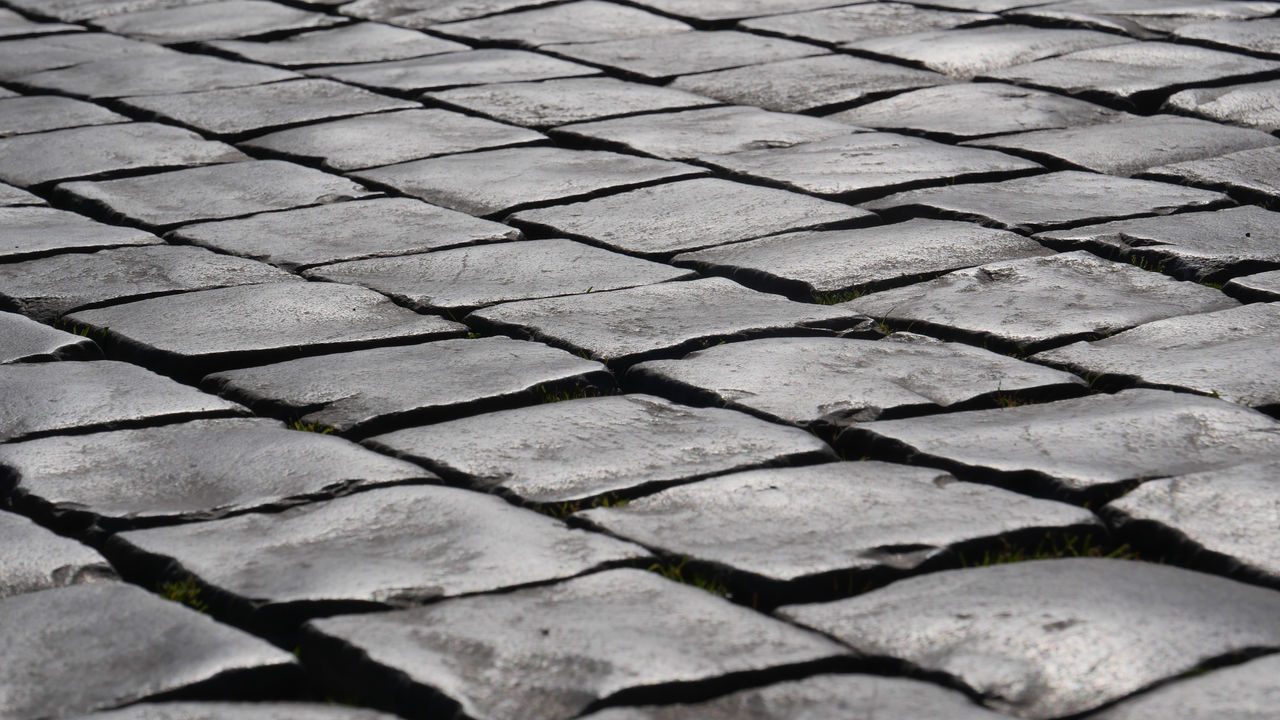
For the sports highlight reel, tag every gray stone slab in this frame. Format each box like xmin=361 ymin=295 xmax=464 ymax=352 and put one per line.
xmin=0 ymin=33 xmax=172 ymax=80
xmin=740 ymin=3 xmax=996 ymax=46
xmin=0 ymin=312 xmax=99 ymax=363
xmin=0 ymin=245 xmax=296 ymax=322
xmin=307 ymin=238 xmax=693 ymax=312
xmin=626 ymin=334 xmax=1085 ymax=426
xmin=14 ymin=52 xmax=299 ymax=99
xmin=845 ymin=389 xmax=1280 ymax=497
xmin=1174 ymin=17 xmax=1280 ymax=58
xmin=0 ymin=206 xmax=159 ymax=262
xmin=0 ymin=95 xmax=127 ymax=137
xmin=0 ymin=582 xmax=299 ymax=719
xmin=118 ymin=79 xmax=416 ymax=138
xmin=7 ymin=0 xmax=223 ymax=22
xmin=1089 ymin=652 xmax=1280 ymax=720
xmin=426 ymin=77 xmax=717 ymax=129
xmin=72 ymin=703 xmax=405 ymax=720
xmin=366 ymin=394 xmax=835 ymax=504
xmin=543 ymin=31 xmax=824 ymax=82
xmin=169 ymin=197 xmax=521 ymax=271
xmin=555 ymin=105 xmax=859 ymax=161
xmin=0 ymin=417 xmax=431 ymax=531
xmin=430 ymin=1 xmax=691 ymax=47
xmin=1226 ymin=268 xmax=1280 ymax=301
xmin=1142 ymin=146 xmax=1280 ymax=202
xmin=0 ymin=8 xmax=81 ymax=38
xmin=830 ymin=83 xmax=1128 ymax=140
xmin=57 ymin=160 xmax=375 ymax=230
xmin=309 ymin=49 xmax=599 ymax=93
xmin=340 ymin=0 xmax=555 ymax=27
xmin=626 ymin=0 xmax=859 ymax=22
xmin=205 ymin=22 xmax=468 ymax=67
xmin=65 ymin=282 xmax=465 ymax=378
xmin=303 ymin=568 xmax=849 ymax=720
xmin=779 ymin=558 xmax=1280 ymax=719
xmin=510 ymin=178 xmax=873 ymax=258
xmin=1007 ymin=0 xmax=1280 ymax=37
xmin=0 ymin=360 xmax=244 ymax=444
xmin=850 ymin=251 xmax=1238 ymax=353
xmin=240 ymin=108 xmax=545 ymax=173
xmin=863 ymin=170 xmax=1230 ymax=232
xmin=670 ymin=54 xmax=950 ymax=113
xmin=0 ymin=123 xmax=246 ymax=188
xmin=203 ymin=337 xmax=610 ymax=434
xmin=1164 ymin=79 xmax=1280 ymax=133
xmin=0 ymin=511 xmax=115 ymax=599
xmin=90 ymin=0 xmax=339 ymax=43
xmin=0 ymin=183 xmax=45 ymax=207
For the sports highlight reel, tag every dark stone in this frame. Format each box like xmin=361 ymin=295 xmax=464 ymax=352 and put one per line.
xmin=543 ymin=31 xmax=824 ymax=82
xmin=509 ymin=178 xmax=873 ymax=258
xmin=430 ymin=1 xmax=691 ymax=47
xmin=71 ymin=702 xmax=404 ymax=720
xmin=240 ymin=108 xmax=546 ymax=172
xmin=1226 ymin=269 xmax=1280 ymax=301
xmin=0 ymin=8 xmax=81 ymax=38
xmin=739 ymin=3 xmax=996 ymax=46
xmin=0 ymin=206 xmax=159 ymax=262
xmin=169 ymin=197 xmax=521 ymax=271
xmin=0 ymin=582 xmax=299 ymax=719
xmin=1089 ymin=652 xmax=1280 ymax=720
xmin=203 ymin=337 xmax=611 ymax=435
xmin=0 ymin=95 xmax=127 ymax=137
xmin=1142 ymin=146 xmax=1280 ymax=202
xmin=779 ymin=558 xmax=1280 ymax=719
xmin=366 ymin=394 xmax=836 ymax=504
xmin=309 ymin=49 xmax=599 ymax=93
xmin=340 ymin=0 xmax=556 ymax=27
xmin=57 ymin=160 xmax=375 ymax=230
xmin=302 ymin=568 xmax=850 ymax=720
xmin=1173 ymin=17 xmax=1280 ymax=58
xmin=1007 ymin=0 xmax=1280 ymax=37
xmin=626 ymin=0 xmax=862 ymax=22
xmin=1163 ymin=79 xmax=1280 ymax=133
xmin=14 ymin=52 xmax=298 ymax=99
xmin=625 ymin=334 xmax=1084 ymax=426
xmin=89 ymin=0 xmax=339 ymax=44
xmin=0 ymin=511 xmax=115 ymax=599
xmin=0 ymin=311 xmax=100 ymax=363
xmin=0 ymin=33 xmax=171 ymax=80
xmin=204 ymin=22 xmax=468 ymax=67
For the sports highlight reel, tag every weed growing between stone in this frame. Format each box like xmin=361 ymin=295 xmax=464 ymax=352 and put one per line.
xmin=647 ymin=557 xmax=732 ymax=599
xmin=159 ymin=576 xmax=208 ymax=613
xmin=959 ymin=533 xmax=1140 ymax=568
xmin=811 ymin=289 xmax=863 ymax=305
xmin=287 ymin=420 xmax=335 ymax=434
xmin=538 ymin=493 xmax=630 ymax=519
xmin=532 ymin=384 xmax=603 ymax=404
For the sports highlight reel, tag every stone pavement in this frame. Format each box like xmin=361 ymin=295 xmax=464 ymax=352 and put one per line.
xmin=1 ymin=0 xmax=1279 ymax=718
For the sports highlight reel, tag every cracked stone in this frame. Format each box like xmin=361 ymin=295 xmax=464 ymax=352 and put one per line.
xmin=302 ymin=568 xmax=849 ymax=720
xmin=1092 ymin=654 xmax=1280 ymax=720
xmin=509 ymin=178 xmax=872 ymax=258
xmin=0 ymin=8 xmax=81 ymax=38
xmin=204 ymin=22 xmax=468 ymax=67
xmin=71 ymin=703 xmax=405 ymax=720
xmin=310 ymin=49 xmax=599 ymax=93
xmin=202 ymin=337 xmax=610 ymax=435
xmin=0 ymin=33 xmax=171 ymax=80
xmin=366 ymin=394 xmax=835 ymax=504
xmin=1226 ymin=269 xmax=1280 ymax=301
xmin=0 ymin=206 xmax=159 ymax=262
xmin=431 ymin=1 xmax=691 ymax=47
xmin=625 ymin=334 xmax=1084 ymax=426
xmin=1163 ymin=79 xmax=1280 ymax=133
xmin=627 ymin=0 xmax=861 ymax=22
xmin=89 ymin=0 xmax=340 ymax=44
xmin=0 ymin=511 xmax=115 ymax=599
xmin=0 ymin=311 xmax=100 ymax=363
xmin=240 ymin=108 xmax=545 ymax=172
xmin=426 ymin=77 xmax=716 ymax=129
xmin=1173 ymin=16 xmax=1280 ymax=58
xmin=14 ymin=52 xmax=298 ymax=99
xmin=739 ymin=3 xmax=997 ymax=46
xmin=340 ymin=0 xmax=555 ymax=27
xmin=1007 ymin=0 xmax=1280 ymax=37
xmin=0 ymin=95 xmax=127 ymax=137
xmin=1142 ymin=146 xmax=1280 ymax=202
xmin=544 ymin=31 xmax=824 ymax=82
xmin=779 ymin=558 xmax=1280 ymax=719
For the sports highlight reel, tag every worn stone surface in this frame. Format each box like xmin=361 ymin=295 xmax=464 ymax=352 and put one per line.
xmin=1174 ymin=17 xmax=1280 ymax=58
xmin=14 ymin=52 xmax=298 ymax=99
xmin=0 ymin=511 xmax=115 ymax=599
xmin=626 ymin=0 xmax=859 ymax=22
xmin=0 ymin=8 xmax=81 ymax=38
xmin=1164 ymin=79 xmax=1280 ymax=133
xmin=1089 ymin=652 xmax=1280 ymax=720
xmin=310 ymin=49 xmax=599 ymax=93
xmin=510 ymin=178 xmax=872 ymax=258
xmin=0 ymin=582 xmax=299 ymax=719
xmin=205 ymin=22 xmax=468 ymax=67
xmin=426 ymin=77 xmax=716 ymax=129
xmin=1226 ymin=269 xmax=1280 ymax=301
xmin=0 ymin=95 xmax=127 ymax=137
xmin=72 ymin=702 xmax=405 ymax=720
xmin=89 ymin=1 xmax=339 ymax=44
xmin=543 ymin=30 xmax=824 ymax=81
xmin=0 ymin=206 xmax=159 ymax=261
xmin=780 ymin=558 xmax=1280 ymax=719
xmin=431 ymin=1 xmax=691 ymax=47
xmin=1007 ymin=0 xmax=1280 ymax=37
xmin=740 ymin=3 xmax=996 ymax=46
xmin=0 ymin=183 xmax=44 ymax=206
xmin=169 ymin=197 xmax=520 ymax=271
xmin=203 ymin=337 xmax=610 ymax=434
xmin=626 ymin=335 xmax=1084 ymax=426
xmin=0 ymin=417 xmax=430 ymax=531
xmin=340 ymin=0 xmax=556 ymax=27
xmin=303 ymin=569 xmax=849 ymax=720
xmin=0 ymin=311 xmax=99 ymax=363
xmin=1142 ymin=146 xmax=1280 ymax=202
xmin=354 ymin=146 xmax=703 ymax=216
xmin=240 ymin=108 xmax=545 ymax=172
xmin=367 ymin=394 xmax=835 ymax=504
xmin=0 ymin=33 xmax=171 ymax=80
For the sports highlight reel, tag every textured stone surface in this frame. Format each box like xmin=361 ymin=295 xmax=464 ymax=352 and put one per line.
xmin=0 ymin=206 xmax=159 ymax=261
xmin=780 ymin=559 xmax=1280 ymax=719
xmin=71 ymin=702 xmax=405 ymax=720
xmin=740 ymin=3 xmax=996 ymax=46
xmin=1164 ymin=79 xmax=1280 ymax=133
xmin=431 ymin=1 xmax=691 ymax=47
xmin=1142 ymin=146 xmax=1280 ymax=202
xmin=0 ymin=33 xmax=170 ymax=80
xmin=0 ymin=311 xmax=99 ymax=363
xmin=627 ymin=0 xmax=860 ymax=22
xmin=0 ymin=418 xmax=429 ymax=531
xmin=311 ymin=49 xmax=599 ymax=93
xmin=1226 ymin=269 xmax=1280 ymax=301
xmin=0 ymin=8 xmax=81 ymax=38
xmin=0 ymin=511 xmax=114 ymax=599
xmin=626 ymin=335 xmax=1084 ymax=426
xmin=1008 ymin=0 xmax=1280 ymax=36
xmin=303 ymin=569 xmax=849 ymax=720
xmin=0 ymin=183 xmax=45 ymax=207
xmin=205 ymin=22 xmax=467 ymax=67
xmin=1089 ymin=653 xmax=1280 ymax=720
xmin=850 ymin=25 xmax=1130 ymax=78
xmin=367 ymin=394 xmax=835 ymax=504
xmin=203 ymin=337 xmax=610 ymax=434
xmin=14 ymin=52 xmax=297 ymax=99
xmin=1174 ymin=17 xmax=1280 ymax=58
xmin=89 ymin=0 xmax=339 ymax=44
xmin=0 ymin=95 xmax=127 ymax=137
xmin=340 ymin=0 xmax=557 ymax=27
xmin=544 ymin=31 xmax=824 ymax=81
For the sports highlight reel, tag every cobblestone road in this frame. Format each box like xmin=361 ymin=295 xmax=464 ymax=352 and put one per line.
xmin=1 ymin=1 xmax=1279 ymax=719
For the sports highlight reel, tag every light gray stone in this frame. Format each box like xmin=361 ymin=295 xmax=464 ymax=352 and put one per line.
xmin=14 ymin=52 xmax=298 ymax=99
xmin=204 ymin=22 xmax=467 ymax=67
xmin=1089 ymin=653 xmax=1280 ymax=720
xmin=0 ymin=33 xmax=172 ymax=80
xmin=627 ymin=0 xmax=864 ymax=22
xmin=0 ymin=8 xmax=81 ymax=38
xmin=430 ymin=1 xmax=691 ymax=47
xmin=1142 ymin=146 xmax=1280 ymax=203
xmin=1007 ymin=0 xmax=1280 ymax=37
xmin=0 ymin=206 xmax=159 ymax=262
xmin=0 ymin=311 xmax=99 ymax=363
xmin=543 ymin=30 xmax=824 ymax=81
xmin=340 ymin=0 xmax=557 ymax=27
xmin=89 ymin=0 xmax=339 ymax=44
xmin=740 ymin=3 xmax=996 ymax=46
xmin=310 ymin=49 xmax=599 ymax=93
xmin=71 ymin=702 xmax=404 ymax=720
xmin=1226 ymin=269 xmax=1280 ymax=301
xmin=0 ymin=95 xmax=127 ymax=137
xmin=1164 ymin=79 xmax=1280 ymax=133
xmin=0 ymin=511 xmax=115 ymax=599
xmin=1174 ymin=16 xmax=1280 ymax=58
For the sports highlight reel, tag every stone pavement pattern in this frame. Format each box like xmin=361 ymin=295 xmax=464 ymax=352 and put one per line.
xmin=0 ymin=1 xmax=1278 ymax=719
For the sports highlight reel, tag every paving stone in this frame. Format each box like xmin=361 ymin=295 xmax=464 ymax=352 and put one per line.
xmin=169 ymin=197 xmax=521 ymax=271
xmin=65 ymin=282 xmax=465 ymax=378
xmin=670 ymin=54 xmax=950 ymax=113
xmin=90 ymin=0 xmax=340 ymax=44
xmin=58 ymin=160 xmax=375 ymax=230
xmin=240 ymin=108 xmax=545 ymax=172
xmin=6 ymin=0 xmax=221 ymax=23
xmin=1007 ymin=0 xmax=1280 ymax=37
xmin=844 ymin=389 xmax=1280 ymax=498
xmin=1036 ymin=205 xmax=1280 ymax=281
xmin=850 ymin=251 xmax=1238 ymax=352
xmin=430 ymin=1 xmax=691 ymax=47
xmin=625 ymin=0 xmax=858 ymax=23
xmin=1088 ymin=649 xmax=1280 ymax=720
xmin=0 ymin=33 xmax=172 ymax=79
xmin=555 ymin=105 xmax=859 ymax=161
xmin=355 ymin=147 xmax=703 ymax=217
xmin=425 ymin=77 xmax=716 ymax=129
xmin=308 ymin=238 xmax=693 ymax=312
xmin=0 ymin=417 xmax=431 ymax=532
xmin=0 ymin=360 xmax=245 ymax=444
xmin=310 ymin=49 xmax=599 ymax=93
xmin=830 ymin=83 xmax=1128 ymax=140
xmin=0 ymin=206 xmax=159 ymax=262
xmin=204 ymin=22 xmax=468 ymax=67
xmin=340 ymin=0 xmax=556 ymax=27
xmin=779 ymin=558 xmax=1280 ymax=719
xmin=982 ymin=42 xmax=1280 ymax=109
xmin=0 ymin=184 xmax=46 ymax=207
xmin=0 ymin=123 xmax=245 ymax=188
xmin=0 ymin=311 xmax=99 ymax=363
xmin=914 ymin=0 xmax=1054 ymax=10
xmin=704 ymin=132 xmax=1042 ymax=199
xmin=1142 ymin=146 xmax=1280 ymax=202
xmin=739 ymin=3 xmax=996 ymax=46
xmin=1173 ymin=17 xmax=1280 ymax=58
xmin=0 ymin=582 xmax=300 ymax=719
xmin=1163 ymin=79 xmax=1280 ymax=133
xmin=675 ymin=218 xmax=1052 ymax=296
xmin=0 ymin=245 xmax=297 ymax=322
xmin=1226 ymin=268 xmax=1280 ymax=301
xmin=864 ymin=171 xmax=1230 ymax=232
xmin=0 ymin=511 xmax=115 ymax=599
xmin=469 ymin=277 xmax=868 ymax=364
xmin=302 ymin=568 xmax=850 ymax=720
xmin=203 ymin=337 xmax=610 ymax=434
xmin=510 ymin=178 xmax=872 ymax=258
xmin=0 ymin=8 xmax=81 ymax=38
xmin=367 ymin=394 xmax=834 ymax=504
xmin=14 ymin=52 xmax=299 ymax=99
xmin=118 ymin=79 xmax=417 ymax=138
xmin=544 ymin=31 xmax=824 ymax=82
xmin=72 ymin=702 xmax=405 ymax=720
xmin=0 ymin=95 xmax=127 ymax=137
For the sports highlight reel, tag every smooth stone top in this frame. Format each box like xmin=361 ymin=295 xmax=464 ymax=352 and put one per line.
xmin=0 ymin=33 xmax=171 ymax=80
xmin=0 ymin=312 xmax=99 ymax=363
xmin=0 ymin=8 xmax=82 ymax=38
xmin=14 ymin=52 xmax=299 ymax=99
xmin=1007 ymin=0 xmax=1280 ymax=36
xmin=205 ymin=22 xmax=468 ymax=67
xmin=0 ymin=511 xmax=115 ymax=599
xmin=543 ymin=30 xmax=825 ymax=81
xmin=0 ymin=95 xmax=127 ymax=137
xmin=0 ymin=206 xmax=158 ymax=261
xmin=1142 ymin=145 xmax=1280 ymax=202
xmin=1089 ymin=652 xmax=1280 ymax=720
xmin=430 ymin=1 xmax=691 ymax=47
xmin=0 ymin=183 xmax=46 ymax=206
xmin=310 ymin=49 xmax=600 ymax=93
xmin=1163 ymin=78 xmax=1280 ymax=133
xmin=627 ymin=0 xmax=864 ymax=22
xmin=739 ymin=3 xmax=996 ymax=46
xmin=1226 ymin=268 xmax=1280 ymax=302
xmin=341 ymin=0 xmax=565 ymax=26
xmin=70 ymin=702 xmax=404 ymax=720
xmin=88 ymin=0 xmax=339 ymax=43
xmin=1173 ymin=16 xmax=1280 ymax=57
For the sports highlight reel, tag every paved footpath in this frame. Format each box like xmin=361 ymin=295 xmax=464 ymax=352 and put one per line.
xmin=2 ymin=1 xmax=1280 ymax=718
